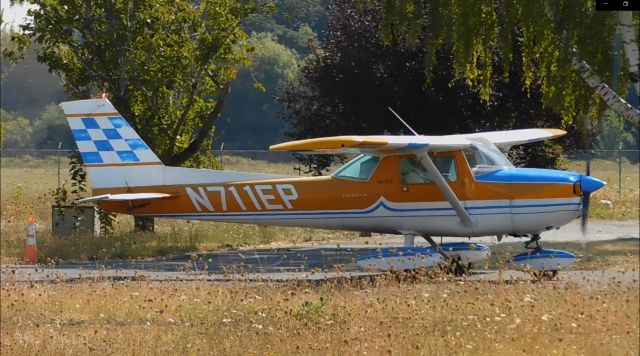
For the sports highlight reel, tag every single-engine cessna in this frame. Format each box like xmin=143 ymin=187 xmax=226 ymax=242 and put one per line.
xmin=60 ymin=99 xmax=606 ymax=276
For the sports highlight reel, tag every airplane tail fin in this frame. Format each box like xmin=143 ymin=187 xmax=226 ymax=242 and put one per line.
xmin=60 ymin=99 xmax=165 ymax=190
xmin=59 ymin=99 xmax=163 ymax=166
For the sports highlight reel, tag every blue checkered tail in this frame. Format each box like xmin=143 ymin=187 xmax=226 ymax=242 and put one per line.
xmin=59 ymin=99 xmax=163 ymax=166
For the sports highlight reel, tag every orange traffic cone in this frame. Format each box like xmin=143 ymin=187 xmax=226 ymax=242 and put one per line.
xmin=25 ymin=216 xmax=37 ymax=264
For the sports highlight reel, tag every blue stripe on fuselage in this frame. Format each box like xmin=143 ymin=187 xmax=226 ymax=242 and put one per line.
xmin=475 ymin=168 xmax=581 ymax=184
xmin=144 ymin=201 xmax=580 ymax=220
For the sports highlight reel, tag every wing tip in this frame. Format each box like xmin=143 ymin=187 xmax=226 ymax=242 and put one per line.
xmin=543 ymin=128 xmax=567 ymax=137
xmin=269 ymin=136 xmax=388 ymax=152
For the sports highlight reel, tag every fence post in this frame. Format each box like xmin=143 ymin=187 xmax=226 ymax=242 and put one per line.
xmin=618 ymin=142 xmax=622 ymax=196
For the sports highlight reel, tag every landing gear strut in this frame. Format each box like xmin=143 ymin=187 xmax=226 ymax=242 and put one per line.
xmin=524 ymin=234 xmax=542 ymax=250
xmin=422 ymin=235 xmax=469 ymax=276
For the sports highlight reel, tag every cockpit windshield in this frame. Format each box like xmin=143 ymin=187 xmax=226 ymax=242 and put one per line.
xmin=463 ymin=138 xmax=513 ymax=176
xmin=333 ymin=155 xmax=380 ymax=181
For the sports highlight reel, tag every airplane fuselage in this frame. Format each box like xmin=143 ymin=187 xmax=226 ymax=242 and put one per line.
xmin=96 ymin=151 xmax=584 ymax=237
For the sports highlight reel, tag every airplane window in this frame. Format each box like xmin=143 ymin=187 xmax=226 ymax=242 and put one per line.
xmin=463 ymin=148 xmax=480 ymax=167
xmin=464 ymin=139 xmax=513 ymax=176
xmin=436 ymin=155 xmax=458 ymax=181
xmin=333 ymin=155 xmax=380 ymax=180
xmin=400 ymin=155 xmax=457 ymax=184
xmin=400 ymin=158 xmax=430 ymax=183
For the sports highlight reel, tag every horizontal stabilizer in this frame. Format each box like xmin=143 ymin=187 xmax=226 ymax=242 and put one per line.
xmin=77 ymin=193 xmax=172 ymax=203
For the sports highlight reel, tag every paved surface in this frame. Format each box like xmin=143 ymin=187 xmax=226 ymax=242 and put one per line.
xmin=2 ymin=242 xmax=638 ymax=287
xmin=1 ymin=246 xmax=375 ymax=282
xmin=2 ymin=264 xmax=637 ymax=288
xmin=1 ymin=220 xmax=637 ymax=285
xmin=322 ymin=219 xmax=640 ymax=249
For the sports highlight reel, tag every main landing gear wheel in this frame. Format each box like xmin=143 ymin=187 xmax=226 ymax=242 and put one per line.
xmin=356 ymin=234 xmax=490 ymax=273
xmin=423 ymin=236 xmax=468 ymax=277
xmin=442 ymin=256 xmax=471 ymax=277
xmin=533 ymin=270 xmax=559 ymax=281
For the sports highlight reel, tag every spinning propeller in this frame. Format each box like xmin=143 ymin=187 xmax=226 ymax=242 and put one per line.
xmin=581 ymin=161 xmax=591 ymax=235
xmin=579 ymin=161 xmax=606 ymax=237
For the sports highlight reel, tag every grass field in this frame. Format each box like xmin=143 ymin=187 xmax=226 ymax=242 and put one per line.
xmin=1 ymin=156 xmax=638 ymax=354
xmin=1 ymin=155 xmax=638 ymax=262
xmin=1 ymin=277 xmax=638 ymax=355
xmin=566 ymin=159 xmax=640 ymax=220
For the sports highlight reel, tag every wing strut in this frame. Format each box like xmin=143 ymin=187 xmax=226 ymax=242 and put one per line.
xmin=416 ymin=152 xmax=476 ymax=227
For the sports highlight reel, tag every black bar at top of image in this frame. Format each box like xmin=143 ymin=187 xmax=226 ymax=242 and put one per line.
xmin=596 ymin=0 xmax=640 ymax=11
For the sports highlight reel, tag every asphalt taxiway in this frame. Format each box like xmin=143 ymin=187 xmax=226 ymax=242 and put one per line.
xmin=1 ymin=220 xmax=637 ymax=286
xmin=1 ymin=244 xmax=638 ymax=287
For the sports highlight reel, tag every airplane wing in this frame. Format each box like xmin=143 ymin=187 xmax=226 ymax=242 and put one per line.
xmin=270 ymin=129 xmax=565 ymax=155
xmin=461 ymin=128 xmax=566 ymax=149
xmin=77 ymin=193 xmax=172 ymax=203
xmin=269 ymin=135 xmax=472 ymax=154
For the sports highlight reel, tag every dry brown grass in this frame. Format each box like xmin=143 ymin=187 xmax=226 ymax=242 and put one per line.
xmin=0 ymin=156 xmax=358 ymax=262
xmin=1 ymin=278 xmax=638 ymax=355
xmin=566 ymin=159 xmax=639 ymax=220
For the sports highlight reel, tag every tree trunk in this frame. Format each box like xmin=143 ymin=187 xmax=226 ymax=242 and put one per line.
xmin=572 ymin=56 xmax=640 ymax=126
xmin=543 ymin=1 xmax=640 ymax=125
xmin=168 ymin=84 xmax=230 ymax=166
xmin=618 ymin=11 xmax=639 ymax=98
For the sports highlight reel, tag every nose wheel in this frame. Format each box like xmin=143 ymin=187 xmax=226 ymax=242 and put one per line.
xmin=511 ymin=234 xmax=576 ymax=280
xmin=524 ymin=234 xmax=542 ymax=250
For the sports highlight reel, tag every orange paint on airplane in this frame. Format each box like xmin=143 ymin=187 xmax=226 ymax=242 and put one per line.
xmin=95 ymin=152 xmax=577 ymax=216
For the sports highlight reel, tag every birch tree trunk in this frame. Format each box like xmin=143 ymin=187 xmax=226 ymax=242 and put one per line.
xmin=618 ymin=11 xmax=639 ymax=99
xmin=572 ymin=56 xmax=640 ymax=126
xmin=544 ymin=1 xmax=639 ymax=125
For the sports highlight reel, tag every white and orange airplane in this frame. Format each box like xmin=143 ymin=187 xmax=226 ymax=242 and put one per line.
xmin=60 ymin=99 xmax=606 ymax=275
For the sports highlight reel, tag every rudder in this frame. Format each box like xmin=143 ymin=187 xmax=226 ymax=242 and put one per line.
xmin=59 ymin=99 xmax=162 ymax=166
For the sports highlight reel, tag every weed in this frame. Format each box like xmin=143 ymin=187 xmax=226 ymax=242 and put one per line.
xmin=294 ymin=297 xmax=328 ymax=324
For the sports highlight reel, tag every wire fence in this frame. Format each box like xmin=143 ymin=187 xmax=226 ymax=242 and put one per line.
xmin=0 ymin=148 xmax=300 ymax=162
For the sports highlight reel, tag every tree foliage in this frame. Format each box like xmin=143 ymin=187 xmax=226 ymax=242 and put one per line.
xmin=0 ymin=109 xmax=32 ymax=148
xmin=595 ymin=109 xmax=638 ymax=162
xmin=215 ymin=0 xmax=324 ymax=150
xmin=31 ymin=103 xmax=74 ymax=149
xmin=279 ymin=0 xmax=566 ymax=172
xmin=5 ymin=0 xmax=260 ymax=166
xmin=380 ymin=0 xmax=639 ymax=127
xmin=218 ymin=33 xmax=301 ymax=149
xmin=1 ymin=29 xmax=66 ymax=120
xmin=242 ymin=0 xmax=325 ymax=54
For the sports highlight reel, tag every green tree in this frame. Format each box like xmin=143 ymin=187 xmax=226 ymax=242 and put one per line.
xmin=5 ymin=0 xmax=260 ymax=166
xmin=32 ymin=103 xmax=75 ymax=149
xmin=594 ymin=109 xmax=638 ymax=162
xmin=214 ymin=0 xmax=323 ymax=149
xmin=380 ymin=1 xmax=639 ymax=128
xmin=0 ymin=109 xmax=32 ymax=148
xmin=279 ymin=0 xmax=567 ymax=173
xmin=242 ymin=0 xmax=325 ymax=54
xmin=1 ymin=29 xmax=66 ymax=121
xmin=218 ymin=32 xmax=301 ymax=149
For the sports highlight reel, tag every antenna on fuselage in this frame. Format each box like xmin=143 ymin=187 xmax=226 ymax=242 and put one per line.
xmin=388 ymin=107 xmax=420 ymax=136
